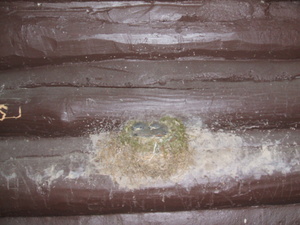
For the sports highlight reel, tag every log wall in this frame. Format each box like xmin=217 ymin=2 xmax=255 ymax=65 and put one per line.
xmin=0 ymin=0 xmax=300 ymax=219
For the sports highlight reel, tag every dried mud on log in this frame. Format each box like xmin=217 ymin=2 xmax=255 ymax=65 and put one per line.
xmin=0 ymin=0 xmax=300 ymax=218
xmin=1 ymin=127 xmax=300 ymax=216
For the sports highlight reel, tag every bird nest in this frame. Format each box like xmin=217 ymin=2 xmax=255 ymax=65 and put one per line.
xmin=94 ymin=116 xmax=193 ymax=185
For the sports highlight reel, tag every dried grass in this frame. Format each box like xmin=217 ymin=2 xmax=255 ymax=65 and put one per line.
xmin=95 ymin=117 xmax=194 ymax=183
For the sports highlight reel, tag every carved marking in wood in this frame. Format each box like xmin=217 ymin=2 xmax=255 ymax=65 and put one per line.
xmin=0 ymin=104 xmax=22 ymax=121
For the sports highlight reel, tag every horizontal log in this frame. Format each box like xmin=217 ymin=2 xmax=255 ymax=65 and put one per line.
xmin=1 ymin=60 xmax=300 ymax=91
xmin=1 ymin=0 xmax=300 ymax=69
xmin=1 ymin=204 xmax=300 ymax=225
xmin=0 ymin=130 xmax=300 ymax=216
xmin=0 ymin=129 xmax=299 ymax=216
xmin=0 ymin=77 xmax=299 ymax=136
xmin=1 ymin=0 xmax=299 ymax=220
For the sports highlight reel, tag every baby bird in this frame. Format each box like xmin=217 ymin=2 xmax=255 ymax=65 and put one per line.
xmin=131 ymin=121 xmax=168 ymax=137
xmin=131 ymin=122 xmax=152 ymax=137
xmin=149 ymin=122 xmax=168 ymax=137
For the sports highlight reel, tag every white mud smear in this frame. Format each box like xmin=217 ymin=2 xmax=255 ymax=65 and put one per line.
xmin=90 ymin=119 xmax=297 ymax=189
xmin=9 ymin=120 xmax=297 ymax=191
xmin=26 ymin=165 xmax=64 ymax=195
xmin=181 ymin=124 xmax=292 ymax=187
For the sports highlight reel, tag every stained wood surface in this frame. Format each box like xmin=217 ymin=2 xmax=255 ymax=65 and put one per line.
xmin=1 ymin=204 xmax=300 ymax=225
xmin=0 ymin=60 xmax=299 ymax=136
xmin=1 ymin=80 xmax=300 ymax=136
xmin=2 ymin=60 xmax=300 ymax=88
xmin=1 ymin=130 xmax=300 ymax=216
xmin=1 ymin=0 xmax=300 ymax=69
xmin=0 ymin=0 xmax=300 ymax=218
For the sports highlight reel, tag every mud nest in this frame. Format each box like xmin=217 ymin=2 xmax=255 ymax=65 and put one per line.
xmin=95 ymin=116 xmax=193 ymax=184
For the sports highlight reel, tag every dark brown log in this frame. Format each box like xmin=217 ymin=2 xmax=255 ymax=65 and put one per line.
xmin=1 ymin=204 xmax=300 ymax=225
xmin=1 ymin=0 xmax=300 ymax=220
xmin=0 ymin=78 xmax=300 ymax=136
xmin=0 ymin=129 xmax=299 ymax=216
xmin=1 ymin=0 xmax=300 ymax=69
xmin=0 ymin=59 xmax=299 ymax=136
xmin=1 ymin=60 xmax=300 ymax=90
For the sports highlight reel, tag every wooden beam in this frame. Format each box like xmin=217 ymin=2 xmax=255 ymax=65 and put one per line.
xmin=0 ymin=129 xmax=300 ymax=216
xmin=1 ymin=0 xmax=300 ymax=69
